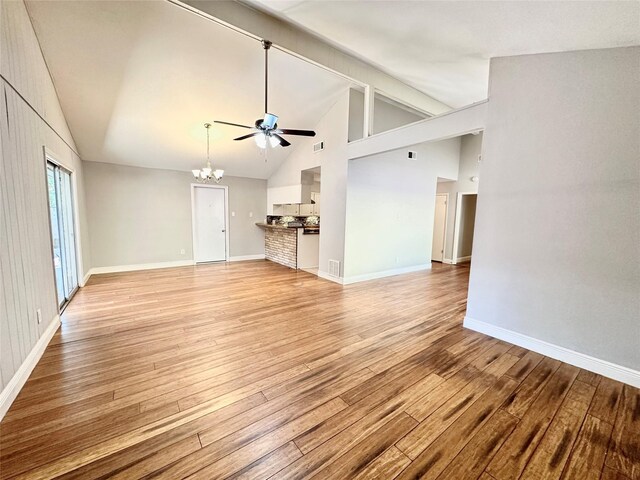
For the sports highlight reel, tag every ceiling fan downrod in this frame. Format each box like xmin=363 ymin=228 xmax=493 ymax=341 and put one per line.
xmin=262 ymin=39 xmax=272 ymax=115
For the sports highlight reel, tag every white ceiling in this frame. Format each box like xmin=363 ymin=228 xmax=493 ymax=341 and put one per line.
xmin=26 ymin=0 xmax=351 ymax=178
xmin=246 ymin=0 xmax=640 ymax=108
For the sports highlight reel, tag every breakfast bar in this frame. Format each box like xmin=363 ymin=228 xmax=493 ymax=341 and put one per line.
xmin=256 ymin=219 xmax=319 ymax=270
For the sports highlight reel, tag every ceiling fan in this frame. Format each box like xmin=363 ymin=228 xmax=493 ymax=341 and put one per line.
xmin=214 ymin=40 xmax=316 ymax=148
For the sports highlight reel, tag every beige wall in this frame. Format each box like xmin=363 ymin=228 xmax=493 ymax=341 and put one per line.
xmin=84 ymin=162 xmax=267 ymax=267
xmin=467 ymin=47 xmax=640 ymax=375
xmin=0 ymin=0 xmax=90 ymax=404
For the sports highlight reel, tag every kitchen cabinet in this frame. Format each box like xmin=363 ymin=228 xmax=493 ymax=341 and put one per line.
xmin=311 ymin=192 xmax=321 ymax=216
xmin=299 ymin=204 xmax=314 ymax=216
xmin=283 ymin=204 xmax=300 ymax=215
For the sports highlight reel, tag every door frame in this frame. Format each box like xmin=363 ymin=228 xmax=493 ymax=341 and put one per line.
xmin=432 ymin=193 xmax=448 ymax=262
xmin=190 ymin=183 xmax=230 ymax=263
xmin=43 ymin=147 xmax=84 ymax=312
xmin=452 ymin=191 xmax=477 ymax=265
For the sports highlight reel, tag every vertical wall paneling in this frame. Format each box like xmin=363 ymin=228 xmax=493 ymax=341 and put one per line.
xmin=0 ymin=0 xmax=90 ymax=411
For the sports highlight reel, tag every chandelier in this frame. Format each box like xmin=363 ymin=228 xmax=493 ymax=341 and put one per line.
xmin=192 ymin=123 xmax=224 ymax=183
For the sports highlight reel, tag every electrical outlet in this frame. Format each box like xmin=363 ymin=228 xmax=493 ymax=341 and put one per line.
xmin=249 ymin=212 xmax=253 ymax=218
xmin=180 ymin=249 xmax=186 ymax=255
xmin=231 ymin=211 xmax=236 ymax=217
xmin=36 ymin=308 xmax=42 ymax=324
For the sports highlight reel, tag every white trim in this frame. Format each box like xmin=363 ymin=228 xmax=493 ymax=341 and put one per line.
xmin=82 ymin=270 xmax=92 ymax=286
xmin=317 ymin=270 xmax=344 ymax=285
xmin=228 ymin=254 xmax=266 ymax=262
xmin=90 ymin=260 xmax=195 ymax=275
xmin=191 ymin=184 xmax=230 ymax=263
xmin=44 ymin=148 xmax=85 ymax=292
xmin=343 ymin=264 xmax=431 ymax=285
xmin=456 ymin=256 xmax=472 ymax=263
xmin=463 ymin=316 xmax=640 ymax=388
xmin=443 ymin=258 xmax=454 ymax=265
xmin=452 ymin=191 xmax=477 ymax=264
xmin=363 ymin=84 xmax=374 ymax=138
xmin=0 ymin=315 xmax=61 ymax=421
xmin=432 ymin=193 xmax=448 ymax=262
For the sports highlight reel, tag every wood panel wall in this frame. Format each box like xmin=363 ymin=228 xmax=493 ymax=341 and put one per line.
xmin=0 ymin=0 xmax=90 ymax=393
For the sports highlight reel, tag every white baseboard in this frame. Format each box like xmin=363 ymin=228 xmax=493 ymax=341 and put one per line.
xmin=342 ymin=264 xmax=432 ymax=285
xmin=228 ymin=254 xmax=266 ymax=262
xmin=317 ymin=270 xmax=344 ymax=285
xmin=80 ymin=270 xmax=91 ymax=287
xmin=443 ymin=258 xmax=454 ymax=265
xmin=90 ymin=260 xmax=195 ymax=275
xmin=464 ymin=316 xmax=640 ymax=388
xmin=0 ymin=315 xmax=61 ymax=421
xmin=455 ymin=256 xmax=472 ymax=264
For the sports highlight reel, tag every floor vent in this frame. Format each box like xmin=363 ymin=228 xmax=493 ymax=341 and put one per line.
xmin=328 ymin=259 xmax=340 ymax=277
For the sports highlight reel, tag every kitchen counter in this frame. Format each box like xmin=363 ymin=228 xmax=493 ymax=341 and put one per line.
xmin=255 ymin=222 xmax=302 ymax=229
xmin=257 ymin=223 xmax=319 ymax=270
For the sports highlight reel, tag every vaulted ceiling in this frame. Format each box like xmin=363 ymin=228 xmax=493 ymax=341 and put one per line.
xmin=26 ymin=0 xmax=352 ymax=178
xmin=246 ymin=0 xmax=640 ymax=108
xmin=25 ymin=0 xmax=639 ymax=178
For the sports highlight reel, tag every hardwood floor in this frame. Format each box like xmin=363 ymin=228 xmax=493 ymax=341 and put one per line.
xmin=1 ymin=260 xmax=638 ymax=479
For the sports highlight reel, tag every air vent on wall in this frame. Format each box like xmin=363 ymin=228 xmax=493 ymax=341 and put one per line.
xmin=313 ymin=141 xmax=324 ymax=153
xmin=328 ymin=259 xmax=340 ymax=277
xmin=408 ymin=151 xmax=417 ymax=159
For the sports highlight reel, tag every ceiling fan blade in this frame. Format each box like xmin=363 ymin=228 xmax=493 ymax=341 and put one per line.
xmin=273 ymin=134 xmax=291 ymax=147
xmin=234 ymin=132 xmax=261 ymax=141
xmin=277 ymin=129 xmax=316 ymax=137
xmin=214 ymin=120 xmax=253 ymax=129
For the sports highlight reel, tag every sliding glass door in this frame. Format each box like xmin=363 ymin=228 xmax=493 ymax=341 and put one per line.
xmin=47 ymin=161 xmax=78 ymax=309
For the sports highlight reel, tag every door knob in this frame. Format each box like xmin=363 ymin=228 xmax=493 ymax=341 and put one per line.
xmin=222 ymin=229 xmax=226 ymax=232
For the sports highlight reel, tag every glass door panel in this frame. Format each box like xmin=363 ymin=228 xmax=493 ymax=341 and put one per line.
xmin=46 ymin=161 xmax=78 ymax=309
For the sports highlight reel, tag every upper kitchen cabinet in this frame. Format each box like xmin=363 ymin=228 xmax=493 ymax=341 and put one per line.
xmin=283 ymin=204 xmax=300 ymax=216
xmin=311 ymin=192 xmax=321 ymax=216
xmin=299 ymin=204 xmax=314 ymax=216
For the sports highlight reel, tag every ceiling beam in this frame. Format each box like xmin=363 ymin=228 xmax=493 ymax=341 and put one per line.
xmin=174 ymin=0 xmax=452 ymax=116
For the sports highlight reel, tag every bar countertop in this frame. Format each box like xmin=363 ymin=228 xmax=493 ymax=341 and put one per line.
xmin=255 ymin=222 xmax=302 ymax=230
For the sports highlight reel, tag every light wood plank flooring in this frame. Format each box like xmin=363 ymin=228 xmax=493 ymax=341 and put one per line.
xmin=1 ymin=261 xmax=638 ymax=479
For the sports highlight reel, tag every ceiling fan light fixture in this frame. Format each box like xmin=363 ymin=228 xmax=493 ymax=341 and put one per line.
xmin=255 ymin=133 xmax=267 ymax=149
xmin=269 ymin=135 xmax=280 ymax=148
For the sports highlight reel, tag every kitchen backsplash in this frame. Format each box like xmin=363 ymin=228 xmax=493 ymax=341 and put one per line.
xmin=266 ymin=215 xmax=319 ymax=226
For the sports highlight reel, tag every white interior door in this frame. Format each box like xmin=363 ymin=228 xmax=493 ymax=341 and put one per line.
xmin=193 ymin=186 xmax=227 ymax=263
xmin=431 ymin=194 xmax=447 ymax=262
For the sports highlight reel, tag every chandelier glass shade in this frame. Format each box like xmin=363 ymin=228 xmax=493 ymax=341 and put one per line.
xmin=192 ymin=123 xmax=224 ymax=183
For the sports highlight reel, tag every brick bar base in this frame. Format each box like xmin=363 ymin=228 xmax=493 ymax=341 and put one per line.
xmin=264 ymin=228 xmax=297 ymax=269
